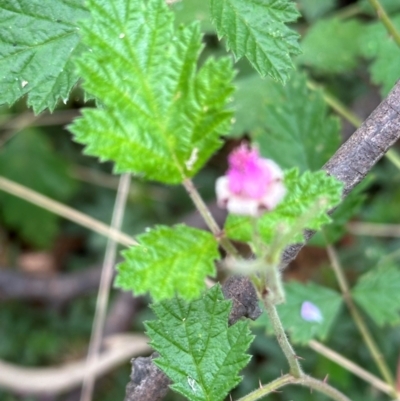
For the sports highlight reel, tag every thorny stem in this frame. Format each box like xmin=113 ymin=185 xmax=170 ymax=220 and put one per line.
xmin=326 ymin=242 xmax=397 ymax=395
xmin=368 ymin=0 xmax=400 ymax=47
xmin=262 ymin=297 xmax=303 ymax=378
xmin=237 ymin=373 xmax=352 ymax=401
xmin=182 ymin=178 xmax=239 ymax=257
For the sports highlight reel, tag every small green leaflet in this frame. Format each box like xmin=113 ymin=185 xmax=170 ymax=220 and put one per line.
xmin=0 ymin=0 xmax=88 ymax=114
xmin=115 ymin=225 xmax=219 ymax=301
xmin=311 ymin=179 xmax=368 ymax=246
xmin=0 ymin=130 xmax=77 ymax=248
xmin=361 ymin=15 xmax=400 ymax=96
xmin=145 ymin=285 xmax=254 ymax=401
xmin=69 ymin=0 xmax=235 ymax=184
xmin=298 ymin=18 xmax=364 ymax=74
xmin=352 ymin=265 xmax=400 ymax=326
xmin=256 ymin=281 xmax=343 ymax=344
xmin=225 ymin=169 xmax=343 ymax=248
xmin=209 ymin=0 xmax=301 ymax=82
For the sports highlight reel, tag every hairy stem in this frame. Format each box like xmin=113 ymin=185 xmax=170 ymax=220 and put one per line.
xmin=238 ymin=374 xmax=352 ymax=401
xmin=262 ymin=297 xmax=302 ymax=377
xmin=182 ymin=178 xmax=239 ymax=257
xmin=326 ymin=243 xmax=396 ymax=393
xmin=368 ymin=0 xmax=400 ymax=47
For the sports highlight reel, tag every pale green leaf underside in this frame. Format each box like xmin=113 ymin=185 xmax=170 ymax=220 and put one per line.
xmin=225 ymin=169 xmax=343 ymax=247
xmin=361 ymin=15 xmax=400 ymax=96
xmin=256 ymin=281 xmax=342 ymax=344
xmin=0 ymin=0 xmax=88 ymax=114
xmin=210 ymin=0 xmax=301 ymax=82
xmin=298 ymin=18 xmax=364 ymax=74
xmin=69 ymin=0 xmax=235 ymax=184
xmin=115 ymin=225 xmax=219 ymax=301
xmin=236 ymin=72 xmax=341 ymax=172
xmin=352 ymin=265 xmax=400 ymax=326
xmin=146 ymin=285 xmax=254 ymax=401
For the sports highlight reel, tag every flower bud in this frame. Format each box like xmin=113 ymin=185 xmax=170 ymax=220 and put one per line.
xmin=216 ymin=144 xmax=286 ymax=216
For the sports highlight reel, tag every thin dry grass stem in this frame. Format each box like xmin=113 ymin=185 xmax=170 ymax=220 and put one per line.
xmin=0 ymin=176 xmax=137 ymax=247
xmin=347 ymin=222 xmax=400 ymax=237
xmin=80 ymin=174 xmax=132 ymax=401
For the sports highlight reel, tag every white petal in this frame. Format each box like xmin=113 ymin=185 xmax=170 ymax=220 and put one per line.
xmin=260 ymin=181 xmax=286 ymax=210
xmin=261 ymin=159 xmax=284 ymax=180
xmin=227 ymin=196 xmax=259 ymax=216
xmin=215 ymin=176 xmax=230 ymax=207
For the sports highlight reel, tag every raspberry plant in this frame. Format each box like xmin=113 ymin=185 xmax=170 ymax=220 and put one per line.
xmin=1 ymin=0 xmax=400 ymax=400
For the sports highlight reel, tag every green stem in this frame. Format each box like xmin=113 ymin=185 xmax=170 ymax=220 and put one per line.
xmin=182 ymin=178 xmax=239 ymax=257
xmin=368 ymin=0 xmax=400 ymax=47
xmin=262 ymin=297 xmax=302 ymax=377
xmin=238 ymin=374 xmax=352 ymax=401
xmin=326 ymin=243 xmax=397 ymax=394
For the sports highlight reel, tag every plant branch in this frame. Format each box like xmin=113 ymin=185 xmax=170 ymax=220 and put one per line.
xmin=326 ymin=243 xmax=396 ymax=393
xmin=237 ymin=373 xmax=352 ymax=401
xmin=282 ymin=80 xmax=400 ymax=265
xmin=182 ymin=178 xmax=239 ymax=257
xmin=368 ymin=0 xmax=400 ymax=47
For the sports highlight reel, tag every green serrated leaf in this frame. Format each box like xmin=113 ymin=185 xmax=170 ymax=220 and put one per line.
xmin=225 ymin=169 xmax=343 ymax=248
xmin=361 ymin=15 xmax=400 ymax=96
xmin=69 ymin=0 xmax=235 ymax=184
xmin=145 ymin=285 xmax=254 ymax=401
xmin=0 ymin=0 xmax=88 ymax=114
xmin=298 ymin=18 xmax=364 ymax=74
xmin=0 ymin=130 xmax=77 ymax=248
xmin=254 ymin=72 xmax=341 ymax=171
xmin=256 ymin=281 xmax=342 ymax=344
xmin=352 ymin=265 xmax=400 ymax=326
xmin=115 ymin=225 xmax=219 ymax=301
xmin=209 ymin=0 xmax=301 ymax=82
xmin=297 ymin=0 xmax=336 ymax=21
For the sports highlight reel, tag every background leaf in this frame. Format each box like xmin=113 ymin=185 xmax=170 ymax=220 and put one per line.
xmin=231 ymin=72 xmax=341 ymax=172
xmin=146 ymin=285 xmax=254 ymax=401
xmin=297 ymin=0 xmax=336 ymax=21
xmin=256 ymin=281 xmax=343 ymax=345
xmin=0 ymin=0 xmax=88 ymax=113
xmin=209 ymin=0 xmax=301 ymax=82
xmin=172 ymin=0 xmax=214 ymax=32
xmin=361 ymin=15 xmax=400 ymax=96
xmin=69 ymin=0 xmax=235 ymax=184
xmin=298 ymin=18 xmax=364 ymax=74
xmin=116 ymin=225 xmax=219 ymax=301
xmin=0 ymin=130 xmax=77 ymax=248
xmin=352 ymin=265 xmax=400 ymax=326
xmin=225 ymin=169 xmax=343 ymax=248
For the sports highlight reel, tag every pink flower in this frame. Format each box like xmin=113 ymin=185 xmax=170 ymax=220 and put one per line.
xmin=216 ymin=144 xmax=286 ymax=216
